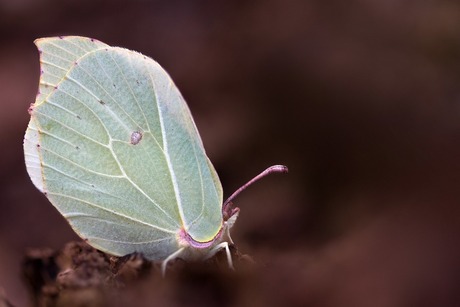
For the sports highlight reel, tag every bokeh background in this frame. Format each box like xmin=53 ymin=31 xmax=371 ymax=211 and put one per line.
xmin=2 ymin=0 xmax=460 ymax=306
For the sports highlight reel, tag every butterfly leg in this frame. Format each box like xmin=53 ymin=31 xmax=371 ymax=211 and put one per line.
xmin=225 ymin=226 xmax=234 ymax=245
xmin=208 ymin=241 xmax=234 ymax=270
xmin=161 ymin=247 xmax=185 ymax=277
xmin=224 ymin=208 xmax=239 ymax=244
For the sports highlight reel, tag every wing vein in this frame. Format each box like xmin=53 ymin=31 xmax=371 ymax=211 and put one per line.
xmin=65 ymin=74 xmax=132 ymax=133
xmin=85 ymin=235 xmax=173 ymax=245
xmin=41 ymin=146 xmax=122 ymax=177
xmin=48 ymin=41 xmax=80 ymax=58
xmin=49 ymin=192 xmax=176 ymax=233
xmin=148 ymin=69 xmax=186 ymax=227
xmin=84 ymin=54 xmax=141 ymax=131
xmin=126 ymin=52 xmax=152 ymax=132
xmin=33 ymin=108 xmax=109 ymax=147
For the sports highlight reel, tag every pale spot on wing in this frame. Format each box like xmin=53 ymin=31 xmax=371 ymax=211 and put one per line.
xmin=130 ymin=130 xmax=143 ymax=145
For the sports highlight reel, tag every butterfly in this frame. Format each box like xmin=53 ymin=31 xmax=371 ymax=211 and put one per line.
xmin=24 ymin=36 xmax=287 ymax=274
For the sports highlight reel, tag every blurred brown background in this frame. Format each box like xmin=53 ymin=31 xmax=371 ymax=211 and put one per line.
xmin=1 ymin=0 xmax=460 ymax=306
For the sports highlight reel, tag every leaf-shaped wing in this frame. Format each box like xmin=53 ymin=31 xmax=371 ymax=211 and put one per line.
xmin=24 ymin=36 xmax=223 ymax=260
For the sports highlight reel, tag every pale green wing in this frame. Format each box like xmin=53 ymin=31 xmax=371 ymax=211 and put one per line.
xmin=24 ymin=36 xmax=223 ymax=260
xmin=35 ymin=37 xmax=109 ymax=105
xmin=25 ymin=37 xmax=108 ymax=191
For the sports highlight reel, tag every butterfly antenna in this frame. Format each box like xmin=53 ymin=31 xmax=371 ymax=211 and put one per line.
xmin=223 ymin=165 xmax=288 ymax=208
